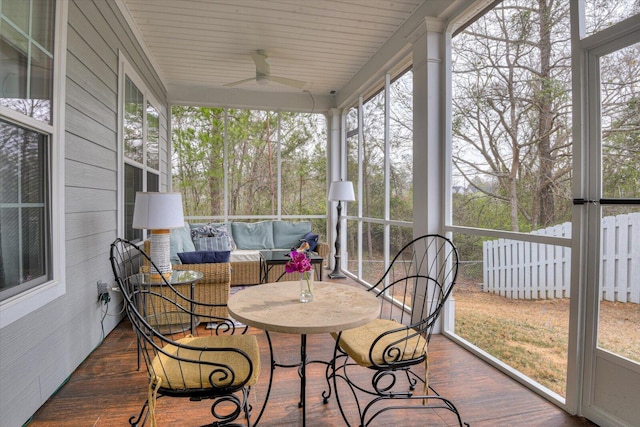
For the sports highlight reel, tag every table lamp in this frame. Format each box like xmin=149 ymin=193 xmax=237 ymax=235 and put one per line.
xmin=328 ymin=180 xmax=356 ymax=279
xmin=132 ymin=192 xmax=185 ymax=277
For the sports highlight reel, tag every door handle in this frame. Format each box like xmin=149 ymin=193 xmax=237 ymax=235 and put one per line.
xmin=572 ymin=198 xmax=597 ymax=205
xmin=573 ymin=198 xmax=640 ymax=205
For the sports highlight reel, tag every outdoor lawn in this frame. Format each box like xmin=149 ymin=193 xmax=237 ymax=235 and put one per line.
xmin=454 ymin=281 xmax=640 ymax=396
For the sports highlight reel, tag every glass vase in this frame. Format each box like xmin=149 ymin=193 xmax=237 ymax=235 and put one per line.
xmin=300 ymin=270 xmax=314 ymax=303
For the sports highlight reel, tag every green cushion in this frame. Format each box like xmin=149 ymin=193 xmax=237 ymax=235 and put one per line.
xmin=331 ymin=318 xmax=427 ymax=367
xmin=272 ymin=221 xmax=311 ymax=249
xmin=231 ymin=221 xmax=274 ymax=249
xmin=151 ymin=335 xmax=260 ymax=389
xmin=169 ymin=222 xmax=196 ymax=264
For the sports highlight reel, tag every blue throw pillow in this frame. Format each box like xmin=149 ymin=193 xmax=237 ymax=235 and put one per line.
xmin=177 ymin=250 xmax=231 ymax=264
xmin=303 ymin=231 xmax=319 ymax=252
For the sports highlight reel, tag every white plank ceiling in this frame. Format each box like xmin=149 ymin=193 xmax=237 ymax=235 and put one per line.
xmin=119 ymin=0 xmax=428 ymax=101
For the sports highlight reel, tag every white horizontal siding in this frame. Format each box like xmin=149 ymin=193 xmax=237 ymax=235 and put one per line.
xmin=0 ymin=0 xmax=168 ymax=425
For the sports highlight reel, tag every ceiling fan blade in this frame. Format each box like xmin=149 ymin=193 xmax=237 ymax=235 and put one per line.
xmin=250 ymin=51 xmax=270 ymax=75
xmin=223 ymin=77 xmax=256 ymax=87
xmin=268 ymin=75 xmax=308 ymax=90
xmin=224 ymin=50 xmax=308 ymax=90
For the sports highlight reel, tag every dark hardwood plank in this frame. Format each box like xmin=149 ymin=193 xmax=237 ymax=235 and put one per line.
xmin=26 ymin=279 xmax=596 ymax=427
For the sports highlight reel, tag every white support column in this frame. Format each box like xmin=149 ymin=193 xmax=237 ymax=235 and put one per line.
xmin=327 ymin=108 xmax=343 ymax=269
xmin=410 ymin=18 xmax=447 ymax=327
xmin=412 ymin=18 xmax=445 ymax=238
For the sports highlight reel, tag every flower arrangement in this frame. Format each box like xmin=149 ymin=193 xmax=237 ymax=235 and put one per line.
xmin=285 ymin=250 xmax=312 ymax=292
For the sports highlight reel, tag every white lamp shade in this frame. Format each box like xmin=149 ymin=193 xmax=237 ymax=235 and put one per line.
xmin=328 ymin=181 xmax=355 ymax=202
xmin=132 ymin=192 xmax=185 ymax=230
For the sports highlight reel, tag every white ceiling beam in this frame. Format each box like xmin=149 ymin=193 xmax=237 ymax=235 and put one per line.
xmin=167 ymin=85 xmax=334 ymax=113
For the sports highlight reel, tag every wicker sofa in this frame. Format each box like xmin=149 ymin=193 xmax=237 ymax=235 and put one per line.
xmin=171 ymin=220 xmax=329 ymax=287
xmin=145 ymin=221 xmax=329 ymax=315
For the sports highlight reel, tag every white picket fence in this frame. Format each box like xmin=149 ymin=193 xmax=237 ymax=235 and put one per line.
xmin=483 ymin=213 xmax=640 ymax=302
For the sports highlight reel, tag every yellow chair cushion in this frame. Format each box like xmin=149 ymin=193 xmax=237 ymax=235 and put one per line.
xmin=150 ymin=335 xmax=260 ymax=390
xmin=332 ymin=318 xmax=427 ymax=367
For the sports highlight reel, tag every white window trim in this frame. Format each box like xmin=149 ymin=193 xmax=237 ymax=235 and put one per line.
xmin=0 ymin=0 xmax=68 ymax=329
xmin=117 ymin=52 xmax=162 ymax=239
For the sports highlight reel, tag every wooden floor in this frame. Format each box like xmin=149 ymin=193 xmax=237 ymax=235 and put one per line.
xmin=26 ymin=279 xmax=597 ymax=427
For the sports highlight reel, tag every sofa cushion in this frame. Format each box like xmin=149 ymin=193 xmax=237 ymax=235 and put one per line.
xmin=230 ymin=250 xmax=262 ymax=263
xmin=231 ymin=221 xmax=274 ymax=250
xmin=177 ymin=250 xmax=231 ymax=264
xmin=272 ymin=221 xmax=311 ymax=249
xmin=170 ymin=222 xmax=196 ymax=265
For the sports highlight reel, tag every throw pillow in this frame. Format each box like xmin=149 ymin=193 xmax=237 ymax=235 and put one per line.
xmin=177 ymin=250 xmax=231 ymax=264
xmin=190 ymin=223 xmax=237 ymax=251
xmin=190 ymin=222 xmax=224 ymax=238
xmin=190 ymin=224 xmax=214 ymax=238
xmin=193 ymin=236 xmax=232 ymax=251
xmin=303 ymin=231 xmax=319 ymax=252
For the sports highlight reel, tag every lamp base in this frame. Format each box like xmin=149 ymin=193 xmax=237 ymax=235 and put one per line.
xmin=328 ymin=254 xmax=347 ymax=279
xmin=328 ymin=271 xmax=347 ymax=279
xmin=149 ymin=229 xmax=172 ymax=277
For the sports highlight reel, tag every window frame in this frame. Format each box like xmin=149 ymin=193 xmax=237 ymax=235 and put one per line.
xmin=171 ymin=107 xmax=328 ymax=225
xmin=118 ymin=53 xmax=162 ymax=243
xmin=342 ymin=67 xmax=415 ymax=285
xmin=0 ymin=0 xmax=67 ymax=328
xmin=443 ymin=0 xmax=575 ymax=412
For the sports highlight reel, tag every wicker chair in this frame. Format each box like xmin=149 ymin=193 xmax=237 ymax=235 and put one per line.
xmin=328 ymin=234 xmax=466 ymax=427
xmin=110 ymin=238 xmax=260 ymax=427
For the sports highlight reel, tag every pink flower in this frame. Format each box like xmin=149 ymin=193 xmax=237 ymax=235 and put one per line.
xmin=285 ymin=251 xmax=312 ymax=273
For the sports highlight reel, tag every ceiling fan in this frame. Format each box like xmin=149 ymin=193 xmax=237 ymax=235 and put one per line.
xmin=224 ymin=50 xmax=308 ymax=90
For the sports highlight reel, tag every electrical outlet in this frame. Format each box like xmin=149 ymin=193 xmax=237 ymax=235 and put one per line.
xmin=97 ymin=281 xmax=109 ymax=303
xmin=97 ymin=280 xmax=109 ymax=295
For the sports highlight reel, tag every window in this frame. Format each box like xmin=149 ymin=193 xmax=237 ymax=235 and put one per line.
xmin=344 ymin=68 xmax=414 ymax=286
xmin=121 ymin=70 xmax=160 ymax=242
xmin=1 ymin=0 xmax=55 ymax=300
xmin=279 ymin=112 xmax=325 ymax=219
xmin=584 ymin=0 xmax=640 ymax=37
xmin=449 ymin=0 xmax=573 ymax=398
xmin=0 ymin=119 xmax=49 ymax=300
xmin=0 ymin=0 xmax=55 ymax=123
xmin=171 ymin=107 xmax=327 ymax=234
xmin=227 ymin=110 xmax=279 ymax=217
xmin=388 ymin=70 xmax=413 ymax=222
xmin=0 ymin=0 xmax=62 ymax=324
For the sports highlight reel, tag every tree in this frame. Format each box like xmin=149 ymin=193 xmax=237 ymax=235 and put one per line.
xmin=172 ymin=107 xmax=326 ymax=222
xmin=452 ymin=0 xmax=573 ymax=232
xmin=172 ymin=106 xmax=225 ymax=216
xmin=389 ymin=70 xmax=414 ymax=223
xmin=600 ymin=43 xmax=640 ymax=207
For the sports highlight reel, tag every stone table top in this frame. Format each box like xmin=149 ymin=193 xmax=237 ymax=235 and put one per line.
xmin=227 ymin=281 xmax=380 ymax=334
